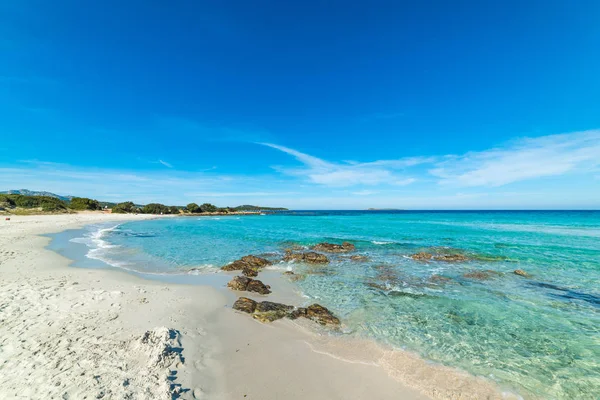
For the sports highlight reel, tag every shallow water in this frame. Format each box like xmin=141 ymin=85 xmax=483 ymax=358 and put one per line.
xmin=52 ymin=211 xmax=600 ymax=399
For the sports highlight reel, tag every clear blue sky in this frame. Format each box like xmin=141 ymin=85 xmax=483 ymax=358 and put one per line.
xmin=1 ymin=0 xmax=599 ymax=209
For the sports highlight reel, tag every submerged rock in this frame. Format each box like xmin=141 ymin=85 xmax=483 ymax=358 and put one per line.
xmin=227 ymin=276 xmax=271 ymax=294
xmin=411 ymin=251 xmax=469 ymax=262
xmin=514 ymin=269 xmax=530 ymax=277
xmin=349 ymin=254 xmax=369 ymax=262
xmin=435 ymin=254 xmax=469 ymax=262
xmin=221 ymin=255 xmax=271 ymax=276
xmin=312 ymin=242 xmax=356 ymax=253
xmin=232 ymin=297 xmax=257 ymax=313
xmin=462 ymin=270 xmax=502 ymax=280
xmin=283 ymin=250 xmax=329 ymax=264
xmin=411 ymin=252 xmax=433 ymax=261
xmin=429 ymin=274 xmax=453 ymax=284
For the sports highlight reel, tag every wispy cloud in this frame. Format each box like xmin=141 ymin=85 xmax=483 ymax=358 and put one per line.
xmin=158 ymin=159 xmax=173 ymax=168
xmin=431 ymin=130 xmax=600 ymax=187
xmin=259 ymin=143 xmax=421 ymax=187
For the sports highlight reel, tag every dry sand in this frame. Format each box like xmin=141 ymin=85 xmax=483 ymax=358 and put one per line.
xmin=0 ymin=213 xmax=508 ymax=400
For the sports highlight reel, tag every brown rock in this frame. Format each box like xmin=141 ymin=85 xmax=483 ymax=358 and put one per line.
xmin=227 ymin=276 xmax=251 ymax=291
xmin=411 ymin=252 xmax=433 ymax=261
xmin=221 ymin=259 xmax=249 ymax=271
xmin=283 ymin=251 xmax=329 ymax=264
xmin=312 ymin=242 xmax=356 ymax=253
xmin=514 ymin=269 xmax=530 ymax=277
xmin=232 ymin=297 xmax=257 ymax=314
xmin=240 ymin=255 xmax=271 ymax=268
xmin=256 ymin=301 xmax=294 ymax=313
xmin=246 ymin=279 xmax=271 ymax=295
xmin=227 ymin=276 xmax=271 ymax=295
xmin=252 ymin=301 xmax=295 ymax=323
xmin=306 ymin=304 xmax=341 ymax=326
xmin=283 ymin=270 xmax=295 ymax=275
xmin=253 ymin=312 xmax=286 ymax=323
xmin=287 ymin=307 xmax=307 ymax=320
xmin=222 ymin=255 xmax=271 ymax=276
xmin=241 ymin=267 xmax=259 ymax=277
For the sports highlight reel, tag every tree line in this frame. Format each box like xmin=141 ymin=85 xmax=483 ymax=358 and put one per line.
xmin=1 ymin=194 xmax=286 ymax=214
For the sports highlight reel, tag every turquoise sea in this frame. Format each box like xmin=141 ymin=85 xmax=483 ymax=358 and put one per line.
xmin=54 ymin=211 xmax=600 ymax=399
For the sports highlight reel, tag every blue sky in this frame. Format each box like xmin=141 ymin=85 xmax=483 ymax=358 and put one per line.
xmin=1 ymin=0 xmax=599 ymax=209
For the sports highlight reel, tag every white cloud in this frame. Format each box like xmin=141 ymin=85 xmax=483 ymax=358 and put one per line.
xmin=430 ymin=130 xmax=600 ymax=187
xmin=158 ymin=159 xmax=173 ymax=168
xmin=260 ymin=142 xmax=419 ymax=187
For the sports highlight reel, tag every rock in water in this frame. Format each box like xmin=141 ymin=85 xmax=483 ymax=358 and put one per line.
xmin=283 ymin=250 xmax=329 ymax=264
xmin=349 ymin=255 xmax=369 ymax=262
xmin=221 ymin=255 xmax=271 ymax=275
xmin=240 ymin=255 xmax=271 ymax=268
xmin=232 ymin=297 xmax=257 ymax=313
xmin=411 ymin=252 xmax=469 ymax=262
xmin=411 ymin=252 xmax=433 ymax=261
xmin=514 ymin=269 xmax=530 ymax=277
xmin=463 ymin=270 xmax=502 ymax=280
xmin=435 ymin=254 xmax=469 ymax=262
xmin=306 ymin=304 xmax=341 ymax=326
xmin=312 ymin=242 xmax=356 ymax=253
xmin=227 ymin=276 xmax=271 ymax=295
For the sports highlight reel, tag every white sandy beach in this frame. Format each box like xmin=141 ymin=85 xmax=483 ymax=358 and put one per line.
xmin=0 ymin=213 xmax=508 ymax=400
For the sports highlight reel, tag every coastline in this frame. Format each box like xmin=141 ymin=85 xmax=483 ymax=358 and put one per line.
xmin=0 ymin=213 xmax=512 ymax=399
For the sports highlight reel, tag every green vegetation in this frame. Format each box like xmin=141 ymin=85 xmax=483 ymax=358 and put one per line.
xmin=70 ymin=197 xmax=101 ymax=210
xmin=200 ymin=203 xmax=218 ymax=213
xmin=0 ymin=190 xmax=287 ymax=215
xmin=111 ymin=201 xmax=138 ymax=214
xmin=186 ymin=203 xmax=201 ymax=213
xmin=233 ymin=205 xmax=288 ymax=211
xmin=0 ymin=194 xmax=68 ymax=212
xmin=140 ymin=203 xmax=180 ymax=215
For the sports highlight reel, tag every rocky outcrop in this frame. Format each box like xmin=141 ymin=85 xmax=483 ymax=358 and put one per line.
xmin=232 ymin=298 xmax=340 ymax=327
xmin=312 ymin=242 xmax=356 ymax=253
xmin=253 ymin=301 xmax=295 ymax=323
xmin=227 ymin=276 xmax=271 ymax=295
xmin=514 ymin=269 xmax=530 ymax=277
xmin=232 ymin=297 xmax=257 ymax=313
xmin=221 ymin=255 xmax=271 ymax=277
xmin=306 ymin=304 xmax=341 ymax=326
xmin=283 ymin=251 xmax=329 ymax=264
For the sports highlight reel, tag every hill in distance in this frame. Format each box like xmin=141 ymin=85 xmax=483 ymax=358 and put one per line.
xmin=0 ymin=189 xmax=71 ymax=201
